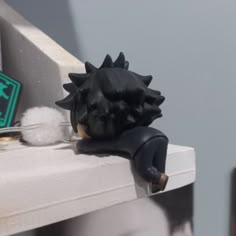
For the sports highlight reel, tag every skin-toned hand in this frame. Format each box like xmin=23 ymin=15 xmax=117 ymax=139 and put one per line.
xmin=77 ymin=123 xmax=90 ymax=139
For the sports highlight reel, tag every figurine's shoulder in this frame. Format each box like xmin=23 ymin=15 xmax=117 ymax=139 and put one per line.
xmin=121 ymin=126 xmax=168 ymax=140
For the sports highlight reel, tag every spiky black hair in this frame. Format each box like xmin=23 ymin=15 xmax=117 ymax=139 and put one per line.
xmin=56 ymin=52 xmax=165 ymax=139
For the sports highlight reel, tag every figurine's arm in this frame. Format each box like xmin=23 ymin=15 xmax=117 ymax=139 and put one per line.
xmin=76 ymin=127 xmax=168 ymax=158
xmin=76 ymin=127 xmax=169 ymax=192
xmin=76 ymin=138 xmax=127 ymax=156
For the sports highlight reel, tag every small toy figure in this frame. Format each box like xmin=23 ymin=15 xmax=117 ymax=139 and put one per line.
xmin=56 ymin=52 xmax=169 ymax=192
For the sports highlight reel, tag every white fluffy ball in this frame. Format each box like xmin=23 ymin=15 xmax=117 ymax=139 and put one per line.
xmin=21 ymin=107 xmax=66 ymax=146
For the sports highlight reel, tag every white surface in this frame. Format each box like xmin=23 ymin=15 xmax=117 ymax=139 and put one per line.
xmin=0 ymin=142 xmax=195 ymax=236
xmin=0 ymin=2 xmax=195 ymax=235
xmin=0 ymin=0 xmax=84 ymax=121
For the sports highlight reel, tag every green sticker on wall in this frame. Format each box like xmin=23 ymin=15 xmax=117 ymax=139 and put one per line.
xmin=0 ymin=72 xmax=21 ymax=128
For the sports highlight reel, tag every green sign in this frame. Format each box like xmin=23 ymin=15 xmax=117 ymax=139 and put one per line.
xmin=0 ymin=72 xmax=21 ymax=128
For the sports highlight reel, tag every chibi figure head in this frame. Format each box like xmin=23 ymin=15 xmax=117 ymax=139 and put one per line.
xmin=56 ymin=52 xmax=165 ymax=139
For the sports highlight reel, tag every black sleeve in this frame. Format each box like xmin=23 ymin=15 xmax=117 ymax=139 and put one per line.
xmin=76 ymin=138 xmax=124 ymax=155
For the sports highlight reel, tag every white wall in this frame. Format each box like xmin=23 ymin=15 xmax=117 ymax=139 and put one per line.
xmin=7 ymin=0 xmax=236 ymax=235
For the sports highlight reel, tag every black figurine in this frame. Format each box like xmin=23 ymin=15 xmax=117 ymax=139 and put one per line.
xmin=56 ymin=52 xmax=169 ymax=193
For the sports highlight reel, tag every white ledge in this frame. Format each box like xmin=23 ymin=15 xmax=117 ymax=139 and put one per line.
xmin=0 ymin=142 xmax=195 ymax=235
xmin=0 ymin=2 xmax=195 ymax=235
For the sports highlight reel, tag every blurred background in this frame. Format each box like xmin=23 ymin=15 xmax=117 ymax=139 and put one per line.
xmin=5 ymin=0 xmax=236 ymax=235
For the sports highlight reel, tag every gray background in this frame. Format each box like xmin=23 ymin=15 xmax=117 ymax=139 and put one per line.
xmin=6 ymin=0 xmax=236 ymax=235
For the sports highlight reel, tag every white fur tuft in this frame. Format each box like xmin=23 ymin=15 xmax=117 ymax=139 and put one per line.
xmin=21 ymin=107 xmax=66 ymax=146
